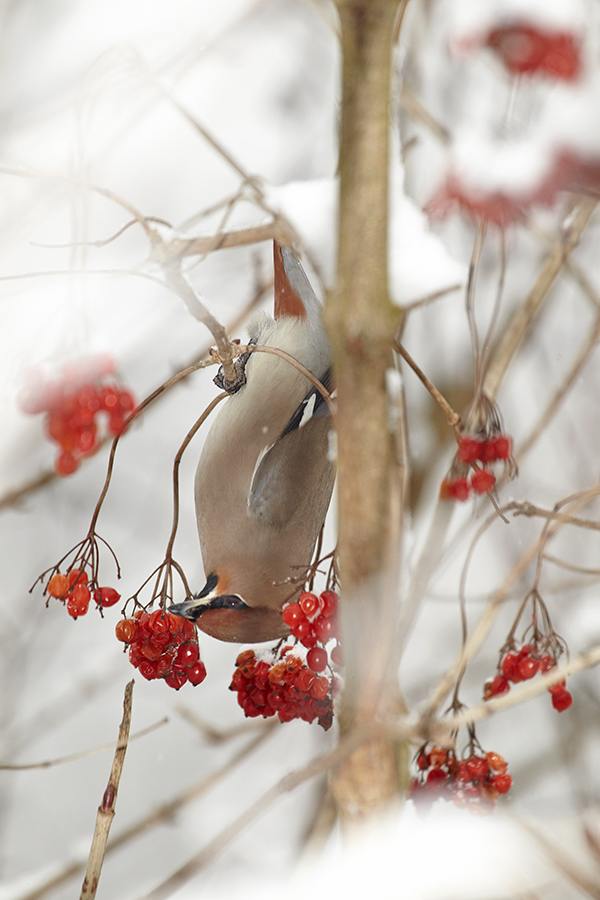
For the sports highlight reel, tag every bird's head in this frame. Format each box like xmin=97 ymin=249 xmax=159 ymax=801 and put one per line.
xmin=168 ymin=573 xmax=289 ymax=643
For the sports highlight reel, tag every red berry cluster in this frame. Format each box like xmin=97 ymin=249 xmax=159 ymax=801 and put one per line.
xmin=46 ymin=568 xmax=120 ymax=619
xmin=230 ymin=647 xmax=334 ymax=730
xmin=486 ymin=24 xmax=581 ymax=81
xmin=408 ymin=745 xmax=512 ymax=815
xmin=281 ymin=590 xmax=342 ymax=669
xmin=115 ymin=609 xmax=206 ymax=690
xmin=20 ymin=360 xmax=135 ymax=477
xmin=485 ymin=644 xmax=572 ymax=712
xmin=441 ymin=432 xmax=512 ymax=501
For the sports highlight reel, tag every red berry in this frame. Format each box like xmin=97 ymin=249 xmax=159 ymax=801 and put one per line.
xmin=313 ymin=615 xmax=335 ymax=643
xmin=466 ymin=756 xmax=489 ymax=780
xmin=298 ymin=591 xmax=322 ymax=618
xmin=118 ymin=389 xmax=135 ymax=412
xmin=470 ymin=468 xmax=496 ymax=494
xmin=492 ymin=435 xmax=512 ymax=461
xmin=96 ymin=586 xmax=121 ymax=608
xmin=486 ymin=751 xmax=508 ymax=773
xmin=140 ymin=640 xmax=163 ymax=661
xmin=148 ymin=609 xmax=169 ymax=634
xmin=517 ymin=656 xmax=538 ymax=680
xmin=490 ymin=674 xmax=510 ymax=696
xmin=551 ymin=688 xmax=573 ymax=712
xmin=330 ymin=644 xmax=343 ymax=666
xmin=449 ymin=477 xmax=470 ymax=501
xmin=294 ymin=619 xmax=313 ymax=643
xmin=307 ymin=647 xmax=328 ymax=673
xmin=108 ymin=414 xmax=125 ymax=436
xmin=68 ymin=568 xmax=88 ymax=588
xmin=457 ymin=435 xmax=482 ymax=464
xmin=187 ymin=661 xmax=207 ymax=686
xmin=115 ymin=619 xmax=137 ymax=643
xmin=300 ymin=631 xmax=318 ymax=649
xmin=429 ymin=747 xmax=448 ymax=768
xmin=67 ymin=593 xmax=89 ymax=618
xmin=493 ymin=772 xmax=512 ymax=794
xmin=75 ymin=425 xmax=98 ymax=454
xmin=281 ymin=602 xmax=306 ymax=630
xmin=487 ymin=25 xmax=581 ymax=81
xmin=99 ymin=386 xmax=120 ymax=411
xmin=55 ymin=451 xmax=79 ymax=476
xmin=548 ymin=679 xmax=567 ymax=694
xmin=310 ymin=676 xmax=330 ymax=700
xmin=164 ymin=670 xmax=187 ymax=690
xmin=320 ymin=590 xmax=338 ymax=617
xmin=426 ymin=767 xmax=447 ymax=787
xmin=155 ymin=655 xmax=173 ymax=678
xmin=72 ymin=583 xmax=91 ymax=604
xmin=235 ymin=649 xmax=255 ymax=667
xmin=47 ymin=573 xmax=69 ymax=598
xmin=139 ymin=660 xmax=159 ymax=680
xmin=501 ymin=652 xmax=520 ymax=681
xmin=295 ymin=668 xmax=315 ymax=693
xmin=175 ymin=642 xmax=200 ymax=669
xmin=456 ymin=760 xmax=470 ymax=783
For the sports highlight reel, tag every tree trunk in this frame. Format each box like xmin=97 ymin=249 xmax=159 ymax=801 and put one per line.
xmin=325 ymin=0 xmax=407 ymax=821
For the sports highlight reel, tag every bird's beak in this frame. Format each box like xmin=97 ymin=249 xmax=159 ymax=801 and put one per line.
xmin=169 ymin=593 xmax=249 ymax=622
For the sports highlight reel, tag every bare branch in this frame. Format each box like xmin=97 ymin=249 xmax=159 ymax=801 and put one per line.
xmin=483 ymin=197 xmax=597 ymax=400
xmin=0 ymin=716 xmax=166 ymax=771
xmin=79 ymin=680 xmax=134 ymax=900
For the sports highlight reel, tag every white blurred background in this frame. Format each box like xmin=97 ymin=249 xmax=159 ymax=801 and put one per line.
xmin=1 ymin=1 xmax=600 ymax=898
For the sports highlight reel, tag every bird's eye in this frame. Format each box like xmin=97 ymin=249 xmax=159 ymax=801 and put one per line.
xmin=226 ymin=596 xmax=240 ymax=607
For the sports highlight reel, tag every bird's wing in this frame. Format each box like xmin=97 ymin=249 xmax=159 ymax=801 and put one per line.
xmin=248 ymin=412 xmax=334 ymax=531
xmin=278 ymin=367 xmax=333 ymax=439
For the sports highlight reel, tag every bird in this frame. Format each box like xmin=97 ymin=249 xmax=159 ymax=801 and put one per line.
xmin=168 ymin=242 xmax=335 ymax=643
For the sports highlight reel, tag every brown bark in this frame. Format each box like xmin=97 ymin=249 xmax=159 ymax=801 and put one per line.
xmin=326 ymin=0 xmax=407 ymax=820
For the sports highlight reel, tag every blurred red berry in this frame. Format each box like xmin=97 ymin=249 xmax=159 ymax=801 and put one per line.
xmin=486 ymin=24 xmax=582 ymax=81
xmin=551 ymin=688 xmax=573 ymax=712
xmin=319 ymin=590 xmax=338 ymax=617
xmin=493 ymin=772 xmax=512 ymax=794
xmin=55 ymin=451 xmax=79 ymax=476
xmin=471 ymin=469 xmax=496 ymax=494
xmin=457 ymin=435 xmax=483 ymax=464
xmin=517 ymin=656 xmax=538 ymax=680
xmin=490 ymin=674 xmax=510 ymax=696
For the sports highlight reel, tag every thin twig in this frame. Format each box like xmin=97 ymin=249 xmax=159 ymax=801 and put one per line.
xmin=394 ymin=339 xmax=461 ymax=429
xmin=517 ymin=307 xmax=600 ymax=461
xmin=79 ymin=680 xmax=134 ymax=900
xmin=136 ymin=723 xmax=389 ymax=900
xmin=511 ymin=814 xmax=600 ymax=900
xmin=0 ymin=285 xmax=267 ymax=515
xmin=507 ymin=497 xmax=600 ymax=533
xmin=432 ymin=643 xmax=600 ymax=735
xmin=423 ymin=487 xmax=600 ymax=717
xmin=0 ymin=716 xmax=166 ymax=771
xmin=15 ymin=724 xmax=278 ymax=900
xmin=484 ymin=197 xmax=598 ymax=400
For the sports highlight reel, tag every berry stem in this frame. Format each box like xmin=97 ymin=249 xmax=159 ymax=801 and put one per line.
xmin=394 ymin=339 xmax=461 ymax=432
xmin=165 ymin=392 xmax=227 ymax=561
xmin=87 ymin=360 xmax=221 ymax=534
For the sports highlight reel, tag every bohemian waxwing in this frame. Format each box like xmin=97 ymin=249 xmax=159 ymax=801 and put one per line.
xmin=169 ymin=242 xmax=335 ymax=643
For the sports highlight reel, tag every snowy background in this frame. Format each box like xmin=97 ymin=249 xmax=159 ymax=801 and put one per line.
xmin=1 ymin=1 xmax=600 ymax=898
